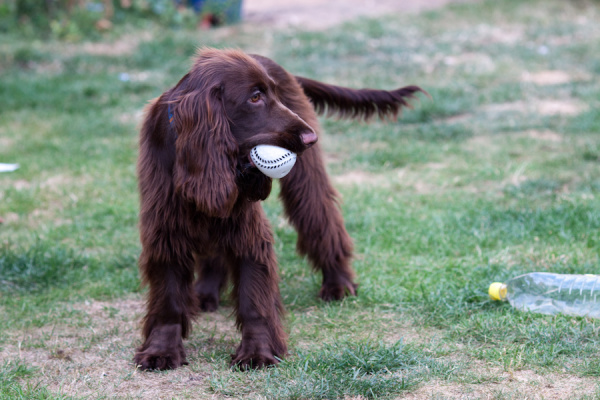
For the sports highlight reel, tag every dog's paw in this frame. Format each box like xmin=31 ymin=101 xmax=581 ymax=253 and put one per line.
xmin=134 ymin=324 xmax=187 ymax=371
xmin=230 ymin=338 xmax=284 ymax=370
xmin=319 ymin=280 xmax=358 ymax=301
xmin=134 ymin=349 xmax=188 ymax=371
xmin=230 ymin=350 xmax=279 ymax=370
xmin=198 ymin=294 xmax=219 ymax=312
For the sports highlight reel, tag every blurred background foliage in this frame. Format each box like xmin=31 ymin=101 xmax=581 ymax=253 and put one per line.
xmin=0 ymin=0 xmax=240 ymax=40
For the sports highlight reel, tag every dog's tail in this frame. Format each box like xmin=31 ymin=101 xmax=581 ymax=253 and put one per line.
xmin=295 ymin=76 xmax=426 ymax=121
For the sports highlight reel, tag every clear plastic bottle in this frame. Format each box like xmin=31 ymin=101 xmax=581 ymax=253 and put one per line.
xmin=489 ymin=273 xmax=600 ymax=319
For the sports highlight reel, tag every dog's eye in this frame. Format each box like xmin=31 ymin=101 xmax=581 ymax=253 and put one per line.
xmin=249 ymin=93 xmax=262 ymax=103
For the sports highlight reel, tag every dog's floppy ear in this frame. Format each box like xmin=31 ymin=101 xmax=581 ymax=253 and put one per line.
xmin=172 ymin=85 xmax=239 ymax=218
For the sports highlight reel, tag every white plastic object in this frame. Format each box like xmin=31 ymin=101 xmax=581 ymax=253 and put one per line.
xmin=489 ymin=273 xmax=600 ymax=319
xmin=249 ymin=145 xmax=297 ymax=179
xmin=0 ymin=163 xmax=19 ymax=172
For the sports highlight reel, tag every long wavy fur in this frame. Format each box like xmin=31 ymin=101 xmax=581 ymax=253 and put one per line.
xmin=295 ymin=76 xmax=425 ymax=121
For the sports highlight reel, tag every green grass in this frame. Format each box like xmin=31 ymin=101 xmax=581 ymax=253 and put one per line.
xmin=0 ymin=360 xmax=62 ymax=399
xmin=208 ymin=340 xmax=453 ymax=399
xmin=2 ymin=0 xmax=600 ymax=398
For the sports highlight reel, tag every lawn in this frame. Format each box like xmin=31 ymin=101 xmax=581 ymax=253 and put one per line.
xmin=1 ymin=0 xmax=600 ymax=398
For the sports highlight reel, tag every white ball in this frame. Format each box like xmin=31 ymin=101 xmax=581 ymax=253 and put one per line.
xmin=250 ymin=145 xmax=297 ymax=179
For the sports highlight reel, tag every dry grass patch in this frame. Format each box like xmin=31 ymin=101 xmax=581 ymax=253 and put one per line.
xmin=404 ymin=371 xmax=599 ymax=400
xmin=476 ymin=25 xmax=524 ymax=45
xmin=480 ymin=100 xmax=587 ymax=117
xmin=394 ymin=162 xmax=494 ymax=195
xmin=442 ymin=53 xmax=496 ymax=74
xmin=0 ymin=172 xmax=94 ymax=230
xmin=80 ymin=31 xmax=154 ymax=56
xmin=464 ymin=129 xmax=565 ymax=154
xmin=40 ymin=173 xmax=93 ymax=192
xmin=521 ymin=70 xmax=572 ymax=85
xmin=536 ymin=100 xmax=587 ymax=117
xmin=0 ymin=137 xmax=14 ymax=150
xmin=289 ymin=306 xmax=443 ymax=350
xmin=333 ymin=170 xmax=390 ymax=187
xmin=2 ymin=297 xmax=241 ymax=398
xmin=523 ymin=130 xmax=563 ymax=143
xmin=2 ymin=297 xmax=447 ymax=399
xmin=333 ymin=164 xmax=476 ymax=194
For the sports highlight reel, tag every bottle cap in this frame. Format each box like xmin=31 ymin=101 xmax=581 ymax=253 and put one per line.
xmin=488 ymin=282 xmax=507 ymax=301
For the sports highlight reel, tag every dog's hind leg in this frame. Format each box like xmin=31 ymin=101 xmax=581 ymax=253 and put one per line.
xmin=194 ymin=255 xmax=229 ymax=312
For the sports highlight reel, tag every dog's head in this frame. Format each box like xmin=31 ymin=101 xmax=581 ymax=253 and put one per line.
xmin=168 ymin=48 xmax=317 ymax=217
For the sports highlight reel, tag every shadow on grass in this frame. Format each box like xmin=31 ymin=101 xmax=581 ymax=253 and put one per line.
xmin=0 ymin=241 xmax=138 ymax=297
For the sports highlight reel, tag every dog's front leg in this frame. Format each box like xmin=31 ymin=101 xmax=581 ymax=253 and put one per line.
xmin=229 ymin=251 xmax=287 ymax=369
xmin=134 ymin=251 xmax=196 ymax=370
xmin=279 ymin=143 xmax=358 ymax=300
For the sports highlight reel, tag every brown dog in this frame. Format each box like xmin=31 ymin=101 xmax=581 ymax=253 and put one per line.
xmin=134 ymin=48 xmax=423 ymax=370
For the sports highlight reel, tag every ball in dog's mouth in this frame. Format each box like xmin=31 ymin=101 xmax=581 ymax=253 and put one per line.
xmin=249 ymin=145 xmax=297 ymax=179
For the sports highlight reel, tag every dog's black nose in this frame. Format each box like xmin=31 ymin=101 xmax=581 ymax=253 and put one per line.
xmin=301 ymin=131 xmax=318 ymax=146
